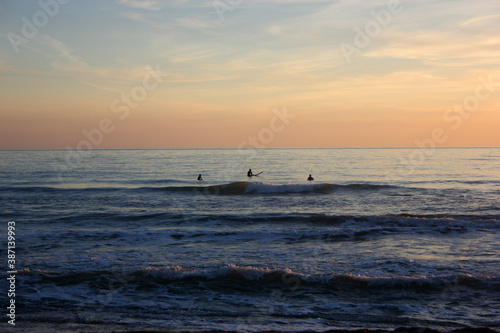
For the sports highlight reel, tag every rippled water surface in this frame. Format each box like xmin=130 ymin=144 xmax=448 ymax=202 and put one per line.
xmin=0 ymin=148 xmax=499 ymax=331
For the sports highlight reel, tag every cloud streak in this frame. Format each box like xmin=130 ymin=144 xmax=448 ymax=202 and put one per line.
xmin=117 ymin=0 xmax=163 ymax=11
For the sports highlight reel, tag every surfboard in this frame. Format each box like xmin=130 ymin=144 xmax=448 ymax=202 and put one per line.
xmin=253 ymin=171 xmax=263 ymax=177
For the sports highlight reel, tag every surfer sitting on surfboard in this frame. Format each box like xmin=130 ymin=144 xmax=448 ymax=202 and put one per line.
xmin=307 ymin=174 xmax=314 ymax=181
xmin=247 ymin=169 xmax=263 ymax=177
xmin=197 ymin=174 xmax=203 ymax=181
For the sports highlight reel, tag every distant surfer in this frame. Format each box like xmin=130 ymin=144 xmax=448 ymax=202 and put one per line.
xmin=197 ymin=174 xmax=203 ymax=181
xmin=307 ymin=174 xmax=314 ymax=181
xmin=247 ymin=169 xmax=263 ymax=177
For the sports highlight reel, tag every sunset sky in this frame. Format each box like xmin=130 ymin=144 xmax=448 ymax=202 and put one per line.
xmin=0 ymin=0 xmax=499 ymax=149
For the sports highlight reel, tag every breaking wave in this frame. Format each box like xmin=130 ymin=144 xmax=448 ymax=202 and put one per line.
xmin=11 ymin=265 xmax=499 ymax=292
xmin=0 ymin=181 xmax=399 ymax=195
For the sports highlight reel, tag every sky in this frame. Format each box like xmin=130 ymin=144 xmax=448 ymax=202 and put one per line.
xmin=0 ymin=0 xmax=499 ymax=149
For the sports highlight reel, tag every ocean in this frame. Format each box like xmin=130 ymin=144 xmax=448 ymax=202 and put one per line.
xmin=0 ymin=148 xmax=499 ymax=332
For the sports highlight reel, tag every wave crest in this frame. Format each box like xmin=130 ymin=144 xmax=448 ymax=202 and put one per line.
xmin=164 ymin=181 xmax=398 ymax=195
xmin=0 ymin=181 xmax=399 ymax=195
xmin=14 ymin=265 xmax=498 ymax=291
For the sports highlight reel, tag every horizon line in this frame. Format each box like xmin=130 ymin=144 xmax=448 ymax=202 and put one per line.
xmin=1 ymin=146 xmax=499 ymax=151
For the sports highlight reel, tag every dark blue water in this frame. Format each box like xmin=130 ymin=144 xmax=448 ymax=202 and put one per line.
xmin=0 ymin=148 xmax=499 ymax=331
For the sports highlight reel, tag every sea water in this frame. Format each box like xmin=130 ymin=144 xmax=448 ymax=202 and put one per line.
xmin=0 ymin=148 xmax=499 ymax=331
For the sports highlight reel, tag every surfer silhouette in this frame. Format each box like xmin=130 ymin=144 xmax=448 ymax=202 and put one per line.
xmin=247 ymin=169 xmax=263 ymax=177
xmin=307 ymin=174 xmax=314 ymax=181
xmin=197 ymin=174 xmax=203 ymax=181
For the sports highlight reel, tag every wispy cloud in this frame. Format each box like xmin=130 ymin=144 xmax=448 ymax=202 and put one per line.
xmin=117 ymin=0 xmax=163 ymax=11
xmin=164 ymin=73 xmax=233 ymax=83
xmin=363 ymin=12 xmax=500 ymax=67
xmin=174 ymin=17 xmax=214 ymax=29
xmin=165 ymin=44 xmax=223 ymax=63
xmin=118 ymin=11 xmax=172 ymax=29
xmin=17 ymin=34 xmax=164 ymax=94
